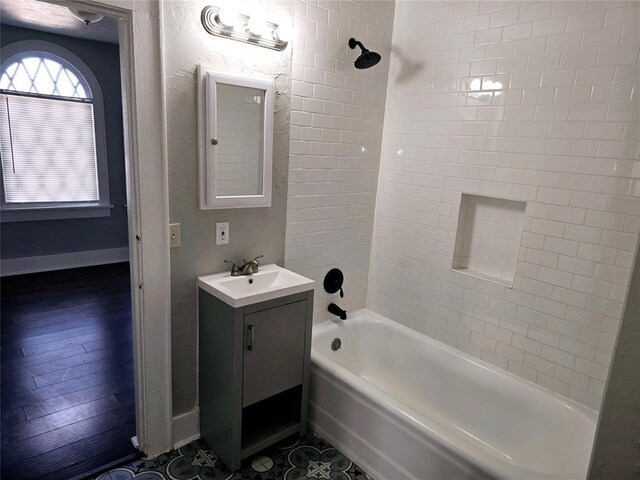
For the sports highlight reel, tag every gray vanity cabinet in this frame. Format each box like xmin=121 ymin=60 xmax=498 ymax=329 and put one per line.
xmin=243 ymin=300 xmax=307 ymax=407
xmin=198 ymin=288 xmax=313 ymax=471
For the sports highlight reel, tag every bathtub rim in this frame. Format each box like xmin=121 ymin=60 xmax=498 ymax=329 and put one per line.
xmin=311 ymin=308 xmax=598 ymax=480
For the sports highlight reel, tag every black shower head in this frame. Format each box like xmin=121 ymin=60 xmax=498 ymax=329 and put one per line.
xmin=348 ymin=37 xmax=381 ymax=69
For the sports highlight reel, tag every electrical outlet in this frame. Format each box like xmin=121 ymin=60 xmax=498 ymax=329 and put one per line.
xmin=169 ymin=223 xmax=181 ymax=248
xmin=216 ymin=222 xmax=229 ymax=245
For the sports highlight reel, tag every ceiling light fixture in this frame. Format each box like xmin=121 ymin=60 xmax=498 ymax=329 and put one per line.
xmin=68 ymin=7 xmax=104 ymax=25
xmin=201 ymin=5 xmax=289 ymax=51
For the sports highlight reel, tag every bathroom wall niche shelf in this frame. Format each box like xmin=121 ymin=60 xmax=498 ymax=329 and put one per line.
xmin=197 ymin=271 xmax=314 ymax=471
xmin=452 ymin=194 xmax=526 ymax=288
xmin=451 ymin=267 xmax=515 ymax=288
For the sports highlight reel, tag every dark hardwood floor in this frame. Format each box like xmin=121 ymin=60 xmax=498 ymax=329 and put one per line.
xmin=1 ymin=263 xmax=139 ymax=479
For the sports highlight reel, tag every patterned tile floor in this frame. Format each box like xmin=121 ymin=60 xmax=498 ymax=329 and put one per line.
xmin=93 ymin=433 xmax=372 ymax=480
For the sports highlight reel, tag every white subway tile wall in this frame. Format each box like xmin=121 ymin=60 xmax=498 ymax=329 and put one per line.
xmin=368 ymin=0 xmax=640 ymax=409
xmin=284 ymin=0 xmax=395 ymax=321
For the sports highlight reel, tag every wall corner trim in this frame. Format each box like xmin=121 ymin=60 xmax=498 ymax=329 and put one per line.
xmin=0 ymin=246 xmax=129 ymax=276
xmin=173 ymin=408 xmax=200 ymax=450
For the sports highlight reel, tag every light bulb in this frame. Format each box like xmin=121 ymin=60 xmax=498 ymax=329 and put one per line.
xmin=274 ymin=22 xmax=291 ymax=43
xmin=217 ymin=6 xmax=239 ymax=28
xmin=273 ymin=13 xmax=291 ymax=43
xmin=246 ymin=15 xmax=266 ymax=37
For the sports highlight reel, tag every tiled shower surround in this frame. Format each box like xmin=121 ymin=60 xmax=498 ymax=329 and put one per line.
xmin=369 ymin=0 xmax=640 ymax=409
xmin=286 ymin=0 xmax=639 ymax=410
xmin=285 ymin=0 xmax=395 ymax=320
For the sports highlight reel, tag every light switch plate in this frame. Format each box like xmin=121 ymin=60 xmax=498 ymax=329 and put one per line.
xmin=169 ymin=223 xmax=181 ymax=248
xmin=216 ymin=222 xmax=229 ymax=245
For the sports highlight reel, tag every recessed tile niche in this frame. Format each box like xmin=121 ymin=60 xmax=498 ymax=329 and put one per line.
xmin=452 ymin=194 xmax=526 ymax=287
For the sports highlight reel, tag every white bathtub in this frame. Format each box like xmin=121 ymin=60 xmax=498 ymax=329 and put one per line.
xmin=309 ymin=309 xmax=597 ymax=480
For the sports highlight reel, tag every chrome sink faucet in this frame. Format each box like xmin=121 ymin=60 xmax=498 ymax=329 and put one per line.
xmin=225 ymin=255 xmax=263 ymax=276
xmin=240 ymin=255 xmax=263 ymax=275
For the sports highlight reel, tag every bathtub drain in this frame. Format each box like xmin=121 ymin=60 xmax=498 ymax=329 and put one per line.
xmin=331 ymin=338 xmax=341 ymax=351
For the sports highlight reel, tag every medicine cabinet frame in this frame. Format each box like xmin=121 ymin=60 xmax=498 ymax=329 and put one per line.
xmin=198 ymin=66 xmax=274 ymax=209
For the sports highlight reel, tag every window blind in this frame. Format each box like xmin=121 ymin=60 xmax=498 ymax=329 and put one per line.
xmin=0 ymin=93 xmax=99 ymax=204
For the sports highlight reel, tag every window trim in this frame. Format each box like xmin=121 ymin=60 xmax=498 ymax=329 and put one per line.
xmin=0 ymin=40 xmax=112 ymax=222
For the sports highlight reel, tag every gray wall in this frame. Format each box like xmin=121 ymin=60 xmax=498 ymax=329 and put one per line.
xmin=589 ymin=238 xmax=640 ymax=479
xmin=0 ymin=25 xmax=128 ymax=259
xmin=162 ymin=0 xmax=292 ymax=415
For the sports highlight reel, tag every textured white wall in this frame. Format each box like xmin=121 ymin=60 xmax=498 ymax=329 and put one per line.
xmin=369 ymin=0 xmax=640 ymax=409
xmin=284 ymin=0 xmax=395 ymax=323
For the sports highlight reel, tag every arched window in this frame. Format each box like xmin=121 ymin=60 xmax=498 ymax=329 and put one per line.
xmin=0 ymin=54 xmax=91 ymax=98
xmin=0 ymin=40 xmax=110 ymax=220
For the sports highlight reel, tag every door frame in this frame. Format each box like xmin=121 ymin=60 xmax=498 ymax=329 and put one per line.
xmin=44 ymin=0 xmax=173 ymax=458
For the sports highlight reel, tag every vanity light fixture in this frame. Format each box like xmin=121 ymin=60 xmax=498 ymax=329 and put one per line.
xmin=201 ymin=5 xmax=289 ymax=51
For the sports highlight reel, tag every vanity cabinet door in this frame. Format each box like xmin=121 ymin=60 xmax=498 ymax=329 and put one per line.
xmin=243 ymin=300 xmax=306 ymax=407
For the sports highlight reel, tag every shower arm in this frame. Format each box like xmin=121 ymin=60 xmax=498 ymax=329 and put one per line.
xmin=349 ymin=38 xmax=367 ymax=53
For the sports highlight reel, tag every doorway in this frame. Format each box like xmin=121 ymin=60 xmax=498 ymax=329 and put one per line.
xmin=0 ymin=3 xmax=137 ymax=478
xmin=1 ymin=0 xmax=173 ymax=475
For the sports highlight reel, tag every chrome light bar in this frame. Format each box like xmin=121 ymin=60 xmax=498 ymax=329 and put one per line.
xmin=201 ymin=5 xmax=289 ymax=51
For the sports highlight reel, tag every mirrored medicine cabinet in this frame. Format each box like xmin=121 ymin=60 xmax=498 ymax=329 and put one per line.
xmin=198 ymin=66 xmax=274 ymax=209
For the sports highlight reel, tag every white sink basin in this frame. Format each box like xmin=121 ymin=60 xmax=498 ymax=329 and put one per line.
xmin=197 ymin=264 xmax=314 ymax=308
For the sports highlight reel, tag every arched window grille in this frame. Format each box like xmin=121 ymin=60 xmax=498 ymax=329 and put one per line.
xmin=0 ymin=54 xmax=92 ymax=99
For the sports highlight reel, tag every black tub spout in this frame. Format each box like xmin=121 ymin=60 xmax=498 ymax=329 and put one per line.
xmin=328 ymin=303 xmax=347 ymax=320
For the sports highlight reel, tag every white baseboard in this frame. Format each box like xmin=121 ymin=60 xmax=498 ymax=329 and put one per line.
xmin=0 ymin=247 xmax=130 ymax=277
xmin=173 ymin=408 xmax=200 ymax=449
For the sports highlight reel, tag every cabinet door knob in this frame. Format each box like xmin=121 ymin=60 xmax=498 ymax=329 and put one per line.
xmin=247 ymin=324 xmax=254 ymax=351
